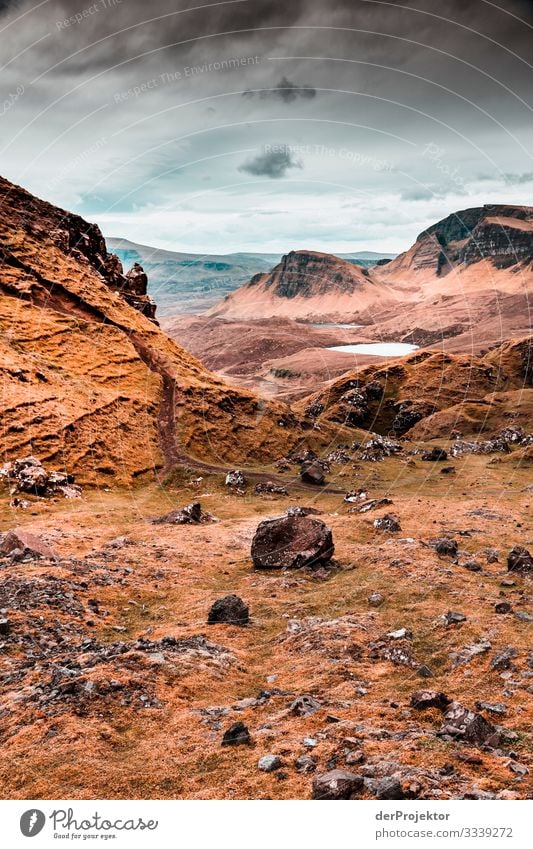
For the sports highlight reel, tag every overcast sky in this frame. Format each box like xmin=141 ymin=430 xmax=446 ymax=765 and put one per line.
xmin=1 ymin=0 xmax=532 ymax=253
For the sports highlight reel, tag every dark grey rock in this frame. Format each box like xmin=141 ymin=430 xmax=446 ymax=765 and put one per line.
xmin=208 ymin=595 xmax=249 ymax=626
xmin=258 ymin=755 xmax=282 ymax=772
xmin=375 ymin=776 xmax=405 ymax=799
xmin=410 ymin=690 xmax=451 ymax=711
xmin=221 ymin=721 xmax=251 ymax=746
xmin=311 ymin=769 xmax=364 ymax=800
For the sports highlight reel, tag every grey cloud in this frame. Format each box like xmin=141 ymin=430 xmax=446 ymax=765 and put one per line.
xmin=243 ymin=76 xmax=316 ymax=103
xmin=400 ymin=187 xmax=434 ymax=201
xmin=239 ymin=148 xmax=303 ymax=178
xmin=503 ymin=172 xmax=533 ymax=185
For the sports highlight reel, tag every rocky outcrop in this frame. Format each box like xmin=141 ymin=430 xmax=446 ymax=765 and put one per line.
xmin=0 ymin=176 xmax=156 ymax=320
xmin=409 ymin=205 xmax=533 ymax=276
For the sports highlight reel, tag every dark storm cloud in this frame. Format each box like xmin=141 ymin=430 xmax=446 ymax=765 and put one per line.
xmin=243 ymin=76 xmax=316 ymax=102
xmin=238 ymin=148 xmax=303 ymax=178
xmin=1 ymin=0 xmax=532 ymax=253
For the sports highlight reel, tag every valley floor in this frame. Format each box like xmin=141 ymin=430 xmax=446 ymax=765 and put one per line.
xmin=0 ymin=443 xmax=531 ymax=799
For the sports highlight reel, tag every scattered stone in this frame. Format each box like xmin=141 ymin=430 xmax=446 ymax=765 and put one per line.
xmin=410 ymin=691 xmax=451 ymax=711
xmin=387 ymin=628 xmax=412 ymax=640
xmin=290 ymin=694 xmax=321 ymax=717
xmin=208 ymin=595 xmax=249 ymax=626
xmin=490 ymin=647 xmax=518 ymax=671
xmin=373 ymin=514 xmax=401 ymax=532
xmin=285 ymin=506 xmax=322 ymax=517
xmin=254 ymin=481 xmax=288 ymax=495
xmin=350 ymin=498 xmax=393 ymax=514
xmin=327 ymin=449 xmax=351 ymax=464
xmin=0 ymin=456 xmax=81 ymax=499
xmin=441 ymin=466 xmax=456 ymax=475
xmin=434 ymin=537 xmax=458 ymax=557
xmin=485 ymin=549 xmax=499 ymax=563
xmin=0 ymin=618 xmax=11 ymax=635
xmin=417 ymin=665 xmax=434 ymax=678
xmin=225 ymin=470 xmax=246 ymax=489
xmin=295 ymin=754 xmax=316 ymax=773
xmin=251 ymin=515 xmax=334 ymax=570
xmin=368 ymin=592 xmax=384 ymax=607
xmin=303 ymin=737 xmax=318 ymax=748
xmin=300 ymin=460 xmax=326 ymax=486
xmin=440 ymin=702 xmax=498 ymax=747
xmin=515 ymin=611 xmax=533 ymax=622
xmin=451 ymin=427 xmax=533 ymax=457
xmin=344 ymin=489 xmax=369 ymax=503
xmin=258 ymin=755 xmax=282 ymax=772
xmin=500 ymin=578 xmax=515 ymax=587
xmin=495 ymin=602 xmax=512 ymax=615
xmin=463 ymin=560 xmax=482 ymax=572
xmin=452 ymin=639 xmax=491 ymax=667
xmin=345 ymin=750 xmax=365 ymax=766
xmin=360 ymin=435 xmax=402 ymax=462
xmin=221 ymin=722 xmax=251 ymax=746
xmin=0 ymin=529 xmax=57 ymax=561
xmin=508 ymin=762 xmax=529 ymax=777
xmin=507 ymin=546 xmax=533 ymax=573
xmin=152 ymin=502 xmax=216 ymax=525
xmin=475 ymin=701 xmax=507 ymax=716
xmin=375 ymin=776 xmax=405 ymax=800
xmin=422 ymin=447 xmax=448 ymax=462
xmin=311 ymin=769 xmax=363 ymax=800
xmin=444 ymin=611 xmax=467 ymax=626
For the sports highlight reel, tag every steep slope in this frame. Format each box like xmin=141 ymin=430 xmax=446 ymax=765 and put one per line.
xmin=208 ymin=250 xmax=397 ymax=322
xmin=296 ymin=337 xmax=532 ymax=438
xmin=0 ymin=176 xmax=301 ymax=484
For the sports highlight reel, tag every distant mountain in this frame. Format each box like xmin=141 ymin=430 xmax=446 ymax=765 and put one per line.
xmin=207 ymin=250 xmax=397 ymax=322
xmin=107 ymin=238 xmax=396 ymax=317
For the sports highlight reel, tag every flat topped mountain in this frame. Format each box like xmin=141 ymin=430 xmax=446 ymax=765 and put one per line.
xmin=380 ymin=204 xmax=533 ymax=281
xmin=208 ymin=250 xmax=395 ymax=321
xmin=258 ymin=250 xmax=371 ymax=299
xmin=0 ymin=176 xmax=300 ymax=483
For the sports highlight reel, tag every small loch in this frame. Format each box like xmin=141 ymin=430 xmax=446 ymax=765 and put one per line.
xmin=327 ymin=342 xmax=419 ymax=356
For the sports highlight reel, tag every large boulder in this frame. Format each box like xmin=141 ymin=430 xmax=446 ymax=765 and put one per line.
xmin=0 ymin=528 xmax=57 ymax=560
xmin=251 ymin=515 xmax=334 ymax=570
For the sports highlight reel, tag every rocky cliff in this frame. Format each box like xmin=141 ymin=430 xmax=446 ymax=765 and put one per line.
xmin=0 ymin=176 xmax=301 ymax=483
xmin=394 ymin=205 xmax=533 ymax=277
